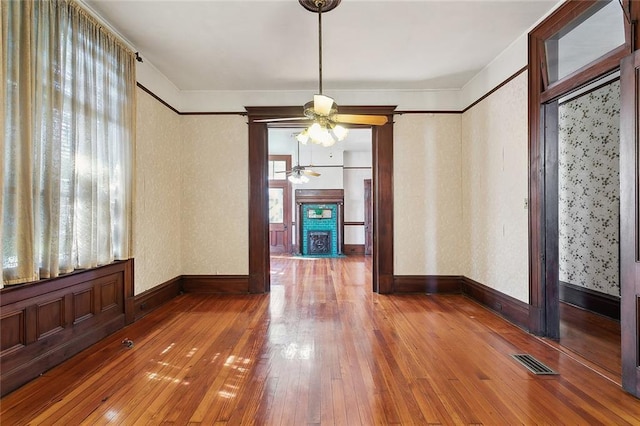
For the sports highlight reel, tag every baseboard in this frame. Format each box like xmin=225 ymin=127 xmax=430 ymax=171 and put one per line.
xmin=560 ymin=281 xmax=620 ymax=320
xmin=393 ymin=275 xmax=463 ymax=293
xmin=344 ymin=244 xmax=365 ymax=255
xmin=461 ymin=277 xmax=531 ymax=331
xmin=181 ymin=275 xmax=250 ymax=294
xmin=134 ymin=277 xmax=183 ymax=321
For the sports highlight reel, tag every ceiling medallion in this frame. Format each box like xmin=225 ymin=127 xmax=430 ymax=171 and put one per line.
xmin=298 ymin=0 xmax=341 ymax=14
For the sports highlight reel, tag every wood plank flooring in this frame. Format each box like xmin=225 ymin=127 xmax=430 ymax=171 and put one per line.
xmin=2 ymin=255 xmax=639 ymax=425
xmin=559 ymin=301 xmax=621 ymax=382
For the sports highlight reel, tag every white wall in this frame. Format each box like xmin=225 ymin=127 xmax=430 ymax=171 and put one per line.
xmin=461 ymin=72 xmax=530 ymax=303
xmin=180 ymin=115 xmax=249 ymax=275
xmin=394 ymin=114 xmax=463 ymax=275
xmin=133 ymin=88 xmax=183 ymax=294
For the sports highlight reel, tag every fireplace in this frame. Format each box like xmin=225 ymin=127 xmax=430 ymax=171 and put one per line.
xmin=295 ymin=189 xmax=344 ymax=256
xmin=308 ymin=231 xmax=332 ymax=255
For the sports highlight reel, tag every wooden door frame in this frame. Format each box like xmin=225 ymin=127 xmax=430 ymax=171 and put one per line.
xmin=620 ymin=49 xmax=640 ymax=396
xmin=364 ymin=179 xmax=373 ymax=256
xmin=527 ymin=0 xmax=634 ymax=335
xmin=246 ymin=105 xmax=396 ymax=294
xmin=268 ymin=155 xmax=292 ymax=254
xmin=528 ymin=0 xmax=639 ymax=397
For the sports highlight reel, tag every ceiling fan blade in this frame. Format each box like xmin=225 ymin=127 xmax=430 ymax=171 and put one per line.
xmin=253 ymin=117 xmax=308 ymax=123
xmin=333 ymin=114 xmax=388 ymax=126
xmin=314 ymin=94 xmax=335 ymax=116
xmin=303 ymin=169 xmax=321 ymax=177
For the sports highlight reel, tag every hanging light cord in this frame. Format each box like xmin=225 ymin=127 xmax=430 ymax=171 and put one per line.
xmin=317 ymin=0 xmax=324 ymax=94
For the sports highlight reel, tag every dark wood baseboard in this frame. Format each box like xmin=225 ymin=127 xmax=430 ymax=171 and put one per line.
xmin=344 ymin=244 xmax=365 ymax=255
xmin=181 ymin=275 xmax=251 ymax=294
xmin=461 ymin=277 xmax=531 ymax=331
xmin=134 ymin=277 xmax=183 ymax=321
xmin=393 ymin=275 xmax=463 ymax=293
xmin=560 ymin=281 xmax=620 ymax=321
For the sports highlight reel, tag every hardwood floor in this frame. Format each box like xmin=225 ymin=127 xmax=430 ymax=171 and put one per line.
xmin=559 ymin=301 xmax=621 ymax=383
xmin=2 ymin=255 xmax=639 ymax=425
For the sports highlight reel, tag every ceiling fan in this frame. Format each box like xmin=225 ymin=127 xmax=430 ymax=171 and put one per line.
xmin=256 ymin=0 xmax=388 ymax=147
xmin=287 ymin=139 xmax=321 ymax=184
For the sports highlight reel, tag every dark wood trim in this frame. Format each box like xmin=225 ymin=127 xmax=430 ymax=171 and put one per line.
xmin=619 ymin=49 xmax=640 ymax=397
xmin=527 ymin=0 xmax=634 ymax=336
xmin=344 ymin=244 xmax=365 ymax=255
xmin=558 ymin=75 xmax=621 ymax=106
xmin=179 ymin=111 xmax=246 ymax=116
xmin=462 ymin=66 xmax=528 ymax=112
xmin=393 ymin=275 xmax=462 ymax=294
xmin=136 ymin=82 xmax=180 ymax=114
xmin=373 ymin=114 xmax=395 ymax=293
xmin=248 ymin=118 xmax=271 ymax=293
xmin=540 ymin=45 xmax=629 ymax=103
xmin=133 ymin=276 xmax=182 ymax=321
xmin=395 ymin=110 xmax=460 ymax=114
xmin=181 ymin=275 xmax=250 ymax=294
xmin=0 ymin=260 xmax=134 ymax=397
xmin=247 ymin=105 xmax=396 ymax=294
xmin=294 ymin=189 xmax=344 ymax=204
xmin=544 ymin=100 xmax=560 ymax=340
xmin=560 ymin=281 xmax=620 ymax=321
xmin=461 ymin=277 xmax=531 ymax=332
xmin=136 ymin=82 xmax=244 ymax=116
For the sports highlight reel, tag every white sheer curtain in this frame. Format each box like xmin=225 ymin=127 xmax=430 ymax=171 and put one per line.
xmin=1 ymin=0 xmax=135 ymax=287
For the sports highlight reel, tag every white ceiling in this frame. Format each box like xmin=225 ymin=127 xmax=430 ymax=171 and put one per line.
xmin=84 ymin=0 xmax=560 ymax=94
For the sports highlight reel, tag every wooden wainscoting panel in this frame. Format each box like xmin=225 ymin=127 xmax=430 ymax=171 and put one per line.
xmin=134 ymin=276 xmax=182 ymax=321
xmin=560 ymin=281 xmax=620 ymax=320
xmin=73 ymin=288 xmax=94 ymax=325
xmin=182 ymin=275 xmax=250 ymax=294
xmin=35 ymin=298 xmax=65 ymax=340
xmin=393 ymin=275 xmax=463 ymax=293
xmin=0 ymin=260 xmax=133 ymax=397
xmin=0 ymin=310 xmax=25 ymax=355
xmin=99 ymin=273 xmax=123 ymax=313
xmin=462 ymin=276 xmax=531 ymax=331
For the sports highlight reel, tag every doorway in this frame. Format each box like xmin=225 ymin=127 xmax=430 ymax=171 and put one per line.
xmin=544 ymin=74 xmax=622 ymax=379
xmin=268 ymin=155 xmax=292 ymax=254
xmin=246 ymin=105 xmax=396 ymax=295
xmin=267 ymin=128 xmax=374 ymax=259
xmin=528 ymin=0 xmax=639 ymax=396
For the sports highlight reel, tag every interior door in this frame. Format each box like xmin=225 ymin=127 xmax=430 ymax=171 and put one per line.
xmin=620 ymin=50 xmax=640 ymax=397
xmin=268 ymin=156 xmax=292 ymax=254
xmin=364 ymin=179 xmax=373 ymax=255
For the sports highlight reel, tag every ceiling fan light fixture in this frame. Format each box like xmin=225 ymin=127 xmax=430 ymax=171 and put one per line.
xmin=331 ymin=123 xmax=348 ymax=141
xmin=296 ymin=129 xmax=310 ymax=144
xmin=288 ymin=170 xmax=309 ymax=184
xmin=313 ymin=94 xmax=336 ymax=116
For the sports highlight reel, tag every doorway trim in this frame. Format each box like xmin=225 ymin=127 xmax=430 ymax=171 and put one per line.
xmin=246 ymin=105 xmax=396 ymax=294
xmin=527 ymin=0 xmax=633 ymax=336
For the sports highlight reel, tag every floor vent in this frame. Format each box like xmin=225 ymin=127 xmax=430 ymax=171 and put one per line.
xmin=511 ymin=354 xmax=558 ymax=375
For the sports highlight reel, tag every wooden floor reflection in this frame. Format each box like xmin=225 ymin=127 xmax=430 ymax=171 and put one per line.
xmin=1 ymin=255 xmax=638 ymax=425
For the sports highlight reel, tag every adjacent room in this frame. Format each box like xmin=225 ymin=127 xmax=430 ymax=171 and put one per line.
xmin=2 ymin=0 xmax=640 ymax=423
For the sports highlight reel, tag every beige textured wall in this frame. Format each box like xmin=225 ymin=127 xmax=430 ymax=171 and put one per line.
xmin=134 ymin=88 xmax=183 ymax=294
xmin=394 ymin=114 xmax=463 ymax=275
xmin=461 ymin=72 xmax=529 ymax=303
xmin=180 ymin=115 xmax=249 ymax=275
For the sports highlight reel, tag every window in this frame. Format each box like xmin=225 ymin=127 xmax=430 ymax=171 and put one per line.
xmin=2 ymin=1 xmax=135 ymax=286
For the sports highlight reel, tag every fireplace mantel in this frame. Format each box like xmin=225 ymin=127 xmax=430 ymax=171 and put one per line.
xmin=295 ymin=189 xmax=344 ymax=256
